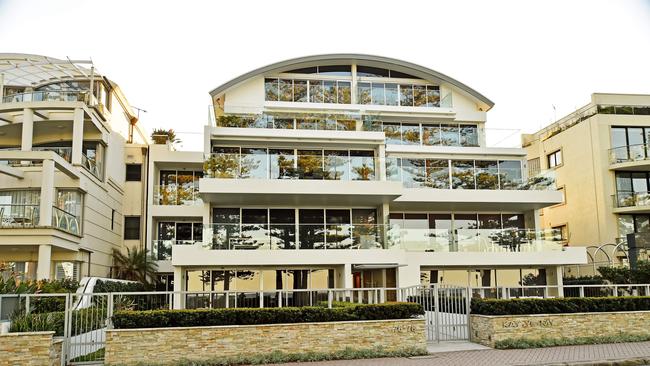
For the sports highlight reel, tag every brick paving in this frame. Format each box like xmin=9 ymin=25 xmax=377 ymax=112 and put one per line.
xmin=268 ymin=341 xmax=650 ymax=366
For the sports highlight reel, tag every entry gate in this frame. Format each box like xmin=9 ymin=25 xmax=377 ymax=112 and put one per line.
xmin=405 ymin=285 xmax=470 ymax=342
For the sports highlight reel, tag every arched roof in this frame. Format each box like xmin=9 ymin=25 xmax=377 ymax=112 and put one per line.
xmin=209 ymin=53 xmax=494 ymax=110
xmin=0 ymin=53 xmax=96 ymax=87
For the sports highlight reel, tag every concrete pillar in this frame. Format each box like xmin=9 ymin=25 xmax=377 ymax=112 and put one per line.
xmin=555 ymin=266 xmax=564 ymax=298
xmin=173 ymin=266 xmax=184 ymax=309
xmin=37 ymin=244 xmax=52 ymax=280
xmin=350 ymin=64 xmax=357 ymax=105
xmin=0 ymin=73 xmax=4 ymax=100
xmin=397 ymin=264 xmax=420 ymax=287
xmin=39 ymin=159 xmax=55 ymax=227
xmin=343 ymin=263 xmax=354 ymax=289
xmin=377 ymin=145 xmax=387 ymax=181
xmin=533 ymin=209 xmax=542 ymax=231
xmin=71 ymin=108 xmax=84 ymax=165
xmin=21 ymin=108 xmax=34 ymax=151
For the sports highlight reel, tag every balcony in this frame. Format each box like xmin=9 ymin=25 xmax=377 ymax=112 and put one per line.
xmin=201 ymin=152 xmax=401 ymax=205
xmin=176 ymin=224 xmax=563 ymax=253
xmin=609 ymin=144 xmax=650 ymax=170
xmin=1 ymin=90 xmax=89 ymax=104
xmin=0 ymin=204 xmax=80 ymax=235
xmin=81 ymin=152 xmax=103 ymax=181
xmin=612 ymin=191 xmax=650 ymax=213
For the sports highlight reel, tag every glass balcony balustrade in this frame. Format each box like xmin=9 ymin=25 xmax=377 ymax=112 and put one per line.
xmin=613 ymin=191 xmax=650 ymax=208
xmin=2 ymin=90 xmax=89 ymax=104
xmin=154 ymin=185 xmax=202 ymax=205
xmin=204 ymin=152 xmax=378 ymax=181
xmin=609 ymin=144 xmax=650 ymax=165
xmin=81 ymin=152 xmax=103 ymax=180
xmin=160 ymin=224 xmax=564 ymax=253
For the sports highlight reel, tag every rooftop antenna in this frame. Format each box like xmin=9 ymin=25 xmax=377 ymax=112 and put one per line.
xmin=132 ymin=106 xmax=147 ymax=119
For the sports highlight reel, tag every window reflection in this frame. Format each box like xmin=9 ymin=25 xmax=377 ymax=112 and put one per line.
xmin=452 ymin=160 xmax=475 ymax=189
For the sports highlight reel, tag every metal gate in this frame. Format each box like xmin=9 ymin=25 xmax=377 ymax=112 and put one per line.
xmin=404 ymin=285 xmax=470 ymax=342
xmin=65 ymin=293 xmax=110 ymax=365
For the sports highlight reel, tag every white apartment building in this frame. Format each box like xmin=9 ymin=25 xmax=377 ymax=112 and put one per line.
xmin=0 ymin=54 xmax=148 ymax=280
xmin=146 ymin=54 xmax=587 ymax=301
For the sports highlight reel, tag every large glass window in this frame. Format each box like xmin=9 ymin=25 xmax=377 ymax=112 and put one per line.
xmin=401 ymin=123 xmax=420 ymax=145
xmin=264 ymin=78 xmax=279 ymax=101
xmin=297 ymin=150 xmax=324 ymax=180
xmin=212 ymin=208 xmax=240 ymax=250
xmin=413 ymin=85 xmax=427 ymax=106
xmin=337 ymin=81 xmax=351 ymax=104
xmin=547 ymin=150 xmax=562 ymax=168
xmin=308 ymin=80 xmax=323 ymax=103
xmin=358 ymin=82 xmax=371 ymax=104
xmin=349 ymin=150 xmax=375 ymax=181
xmin=278 ymin=79 xmax=293 ymax=102
xmin=270 ymin=209 xmax=295 ymax=249
xmin=426 ymin=86 xmax=440 ymax=107
xmin=425 ymin=160 xmax=450 ymax=189
xmin=299 ymin=209 xmax=325 ymax=249
xmin=0 ymin=190 xmax=40 ymax=227
xmin=451 ymin=160 xmax=475 ymax=189
xmin=371 ymin=83 xmax=386 ymax=105
xmin=385 ymin=84 xmax=398 ymax=106
xmin=241 ymin=209 xmax=269 ymax=249
xmin=440 ymin=124 xmax=460 ymax=146
xmin=326 ymin=209 xmax=351 ymax=249
xmin=293 ymin=80 xmax=308 ymax=102
xmin=460 ymin=125 xmax=478 ymax=146
xmin=383 ymin=123 xmax=402 ymax=145
xmin=475 ymin=161 xmax=499 ymax=190
xmin=498 ymin=161 xmax=523 ymax=189
xmin=402 ymin=159 xmax=427 ymax=188
xmin=324 ymin=150 xmax=349 ymax=180
xmin=269 ymin=149 xmax=296 ymax=179
xmin=323 ymin=81 xmax=337 ymax=103
xmin=422 ymin=125 xmax=441 ymax=146
xmin=399 ymin=85 xmax=413 ymax=106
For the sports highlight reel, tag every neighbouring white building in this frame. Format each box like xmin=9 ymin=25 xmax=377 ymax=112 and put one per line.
xmin=0 ymin=54 xmax=148 ymax=280
xmin=145 ymin=54 xmax=587 ymax=303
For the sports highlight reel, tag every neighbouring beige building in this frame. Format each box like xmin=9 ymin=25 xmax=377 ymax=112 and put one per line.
xmin=0 ymin=54 xmax=148 ymax=280
xmin=524 ymin=93 xmax=650 ymax=273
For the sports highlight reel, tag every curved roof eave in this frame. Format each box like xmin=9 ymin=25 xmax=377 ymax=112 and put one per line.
xmin=209 ymin=53 xmax=494 ymax=110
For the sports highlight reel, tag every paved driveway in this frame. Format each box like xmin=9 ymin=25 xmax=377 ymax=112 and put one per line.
xmin=268 ymin=341 xmax=650 ymax=366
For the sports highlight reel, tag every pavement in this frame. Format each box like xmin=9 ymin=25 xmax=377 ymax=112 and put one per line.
xmin=268 ymin=341 xmax=650 ymax=366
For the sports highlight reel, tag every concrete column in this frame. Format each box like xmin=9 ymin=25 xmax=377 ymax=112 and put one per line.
xmin=71 ymin=108 xmax=84 ymax=165
xmin=37 ymin=244 xmax=52 ymax=280
xmin=21 ymin=108 xmax=34 ymax=151
xmin=39 ymin=159 xmax=55 ymax=227
xmin=533 ymin=209 xmax=542 ymax=231
xmin=555 ymin=266 xmax=564 ymax=298
xmin=377 ymin=145 xmax=386 ymax=181
xmin=350 ymin=64 xmax=357 ymax=105
xmin=0 ymin=73 xmax=4 ymax=100
xmin=343 ymin=263 xmax=354 ymax=289
xmin=173 ymin=266 xmax=184 ymax=309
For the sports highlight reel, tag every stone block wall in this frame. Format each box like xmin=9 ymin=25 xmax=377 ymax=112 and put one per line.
xmin=0 ymin=331 xmax=55 ymax=366
xmin=470 ymin=311 xmax=650 ymax=347
xmin=105 ymin=318 xmax=425 ymax=366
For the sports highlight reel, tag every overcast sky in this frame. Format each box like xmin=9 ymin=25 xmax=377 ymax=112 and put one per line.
xmin=1 ymin=0 xmax=649 ymax=150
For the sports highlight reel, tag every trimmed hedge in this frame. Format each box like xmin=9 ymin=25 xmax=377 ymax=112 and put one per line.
xmin=94 ymin=280 xmax=147 ymax=293
xmin=112 ymin=302 xmax=423 ymax=329
xmin=471 ymin=296 xmax=650 ymax=315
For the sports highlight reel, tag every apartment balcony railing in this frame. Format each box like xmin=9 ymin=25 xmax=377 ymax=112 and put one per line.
xmin=51 ymin=206 xmax=81 ymax=235
xmin=151 ymin=239 xmax=200 ymax=260
xmin=193 ymin=224 xmax=564 ymax=252
xmin=609 ymin=144 xmax=650 ymax=165
xmin=153 ymin=185 xmax=202 ymax=206
xmin=32 ymin=147 xmax=72 ymax=163
xmin=0 ymin=204 xmax=39 ymax=228
xmin=203 ymin=153 xmax=379 ymax=181
xmin=81 ymin=152 xmax=103 ymax=180
xmin=612 ymin=191 xmax=650 ymax=209
xmin=1 ymin=90 xmax=89 ymax=104
xmin=0 ymin=204 xmax=80 ymax=235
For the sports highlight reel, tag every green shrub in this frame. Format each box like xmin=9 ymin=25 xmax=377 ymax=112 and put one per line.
xmin=562 ymin=275 xmax=605 ymax=285
xmin=93 ymin=280 xmax=147 ymax=293
xmin=495 ymin=333 xmax=650 ymax=349
xmin=471 ymin=296 xmax=650 ymax=315
xmin=9 ymin=307 xmax=107 ymax=336
xmin=110 ymin=346 xmax=428 ymax=366
xmin=112 ymin=302 xmax=423 ymax=329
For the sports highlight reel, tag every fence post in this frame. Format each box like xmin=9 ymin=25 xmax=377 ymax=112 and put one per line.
xmin=433 ymin=285 xmax=440 ymax=343
xmin=579 ymin=286 xmax=585 ymax=298
xmin=500 ymin=286 xmax=507 ymax=299
xmin=327 ymin=290 xmax=333 ymax=309
xmin=614 ymin=285 xmax=618 ymax=297
xmin=278 ymin=291 xmax=282 ymax=308
xmin=169 ymin=293 xmax=173 ymax=310
xmin=260 ymin=290 xmax=264 ymax=309
xmin=646 ymin=285 xmax=650 ymax=296
xmin=543 ymin=287 xmax=549 ymax=299
xmin=380 ymin=288 xmax=386 ymax=303
xmin=25 ymin=295 xmax=30 ymax=315
xmin=62 ymin=293 xmax=71 ymax=366
xmin=107 ymin=293 xmax=114 ymax=329
xmin=465 ymin=287 xmax=472 ymax=342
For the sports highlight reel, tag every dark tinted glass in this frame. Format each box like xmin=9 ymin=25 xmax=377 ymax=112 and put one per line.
xmin=124 ymin=216 xmax=140 ymax=240
xmin=357 ymin=66 xmax=390 ymax=77
xmin=318 ymin=65 xmax=351 ymax=76
xmin=125 ymin=164 xmax=141 ymax=181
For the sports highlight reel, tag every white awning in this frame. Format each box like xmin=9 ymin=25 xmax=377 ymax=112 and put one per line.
xmin=0 ymin=53 xmax=95 ymax=87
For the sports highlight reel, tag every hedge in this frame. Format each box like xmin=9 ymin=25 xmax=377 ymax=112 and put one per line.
xmin=112 ymin=302 xmax=423 ymax=329
xmin=471 ymin=296 xmax=650 ymax=315
xmin=93 ymin=280 xmax=147 ymax=293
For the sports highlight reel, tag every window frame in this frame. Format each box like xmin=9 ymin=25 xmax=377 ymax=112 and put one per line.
xmin=125 ymin=164 xmax=142 ymax=182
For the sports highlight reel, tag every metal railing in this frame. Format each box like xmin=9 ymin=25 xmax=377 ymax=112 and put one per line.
xmin=609 ymin=143 xmax=650 ymax=165
xmin=204 ymin=152 xmax=379 ymax=180
xmin=153 ymin=185 xmax=202 ymax=206
xmin=32 ymin=146 xmax=72 ymax=163
xmin=81 ymin=153 xmax=103 ymax=180
xmin=1 ymin=90 xmax=89 ymax=104
xmin=613 ymin=191 xmax=650 ymax=208
xmin=197 ymin=224 xmax=564 ymax=252
xmin=52 ymin=206 xmax=81 ymax=235
xmin=0 ymin=204 xmax=40 ymax=228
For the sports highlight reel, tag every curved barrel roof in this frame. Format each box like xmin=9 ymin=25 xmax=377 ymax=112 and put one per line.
xmin=209 ymin=53 xmax=494 ymax=110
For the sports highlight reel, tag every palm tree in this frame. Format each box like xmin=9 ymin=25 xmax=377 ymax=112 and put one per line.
xmin=112 ymin=247 xmax=158 ymax=284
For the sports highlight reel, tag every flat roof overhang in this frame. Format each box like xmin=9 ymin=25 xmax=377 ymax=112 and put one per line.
xmin=199 ymin=179 xmax=403 ymax=206
xmin=391 ymin=188 xmax=563 ymax=211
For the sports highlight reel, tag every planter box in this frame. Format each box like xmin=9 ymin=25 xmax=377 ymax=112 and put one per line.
xmin=470 ymin=311 xmax=650 ymax=347
xmin=105 ymin=318 xmax=425 ymax=366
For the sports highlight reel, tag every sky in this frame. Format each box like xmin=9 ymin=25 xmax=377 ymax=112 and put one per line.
xmin=0 ymin=0 xmax=649 ymax=150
